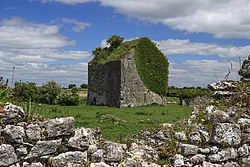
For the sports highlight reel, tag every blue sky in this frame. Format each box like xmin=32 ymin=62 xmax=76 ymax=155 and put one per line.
xmin=1 ymin=0 xmax=250 ymax=87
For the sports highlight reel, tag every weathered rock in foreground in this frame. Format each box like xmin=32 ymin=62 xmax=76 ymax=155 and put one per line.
xmin=43 ymin=117 xmax=74 ymax=138
xmin=2 ymin=125 xmax=25 ymax=144
xmin=26 ymin=139 xmax=62 ymax=159
xmin=211 ymin=123 xmax=241 ymax=147
xmin=1 ymin=103 xmax=25 ymax=124
xmin=0 ymin=144 xmax=18 ymax=166
xmin=49 ymin=151 xmax=87 ymax=167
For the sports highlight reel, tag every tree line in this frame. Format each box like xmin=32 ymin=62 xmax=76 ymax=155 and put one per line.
xmin=0 ymin=78 xmax=88 ymax=106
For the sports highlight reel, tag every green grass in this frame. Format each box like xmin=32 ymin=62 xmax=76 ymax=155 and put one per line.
xmin=34 ymin=101 xmax=192 ymax=142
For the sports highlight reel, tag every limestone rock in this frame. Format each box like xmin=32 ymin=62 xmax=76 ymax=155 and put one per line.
xmin=202 ymin=161 xmax=222 ymax=167
xmin=122 ymin=158 xmax=137 ymax=167
xmin=26 ymin=139 xmax=62 ymax=159
xmin=23 ymin=162 xmax=44 ymax=167
xmin=128 ymin=142 xmax=158 ymax=161
xmin=140 ymin=162 xmax=161 ymax=167
xmin=89 ymin=144 xmax=98 ymax=154
xmin=2 ymin=103 xmax=25 ymax=124
xmin=68 ymin=127 xmax=96 ymax=150
xmin=90 ymin=162 xmax=110 ymax=167
xmin=16 ymin=146 xmax=28 ymax=157
xmin=43 ymin=117 xmax=74 ymax=138
xmin=238 ymin=144 xmax=250 ymax=157
xmin=179 ymin=143 xmax=198 ymax=156
xmin=173 ymin=154 xmax=184 ymax=167
xmin=211 ymin=123 xmax=241 ymax=147
xmin=190 ymin=154 xmax=206 ymax=164
xmin=237 ymin=118 xmax=250 ymax=133
xmin=208 ymin=148 xmax=238 ymax=163
xmin=199 ymin=147 xmax=210 ymax=154
xmin=0 ymin=144 xmax=18 ymax=167
xmin=104 ymin=142 xmax=126 ymax=162
xmin=223 ymin=162 xmax=240 ymax=167
xmin=210 ymin=146 xmax=219 ymax=154
xmin=2 ymin=125 xmax=25 ymax=144
xmin=208 ymin=80 xmax=237 ymax=91
xmin=188 ymin=131 xmax=202 ymax=145
xmin=49 ymin=151 xmax=87 ymax=167
xmin=206 ymin=109 xmax=232 ymax=123
xmin=241 ymin=133 xmax=250 ymax=144
xmin=242 ymin=156 xmax=250 ymax=167
xmin=91 ymin=149 xmax=104 ymax=163
xmin=26 ymin=124 xmax=41 ymax=142
xmin=175 ymin=132 xmax=187 ymax=141
xmin=199 ymin=129 xmax=210 ymax=143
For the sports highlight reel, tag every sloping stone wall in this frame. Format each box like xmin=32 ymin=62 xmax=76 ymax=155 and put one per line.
xmin=120 ymin=49 xmax=164 ymax=107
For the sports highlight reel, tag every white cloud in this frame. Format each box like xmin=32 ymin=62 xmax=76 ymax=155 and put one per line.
xmin=60 ymin=18 xmax=91 ymax=32
xmin=0 ymin=17 xmax=91 ymax=87
xmin=157 ymin=39 xmax=250 ymax=59
xmin=0 ymin=17 xmax=74 ymax=50
xmin=0 ymin=62 xmax=88 ymax=87
xmin=31 ymin=0 xmax=250 ymax=39
xmin=0 ymin=17 xmax=91 ymax=63
xmin=99 ymin=0 xmax=250 ymax=39
xmin=169 ymin=60 xmax=241 ymax=87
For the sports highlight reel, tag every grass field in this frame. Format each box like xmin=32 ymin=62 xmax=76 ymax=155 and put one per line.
xmin=29 ymin=97 xmax=192 ymax=142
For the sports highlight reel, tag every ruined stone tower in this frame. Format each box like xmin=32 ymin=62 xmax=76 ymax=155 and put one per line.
xmin=87 ymin=37 xmax=169 ymax=107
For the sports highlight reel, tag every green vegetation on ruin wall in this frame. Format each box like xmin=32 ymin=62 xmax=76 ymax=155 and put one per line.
xmin=135 ymin=37 xmax=169 ymax=96
xmin=91 ymin=36 xmax=169 ymax=96
xmin=90 ymin=39 xmax=140 ymax=64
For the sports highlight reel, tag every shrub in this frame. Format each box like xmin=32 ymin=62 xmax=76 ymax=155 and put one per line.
xmin=57 ymin=89 xmax=79 ymax=106
xmin=39 ymin=81 xmax=62 ymax=105
xmin=80 ymin=83 xmax=88 ymax=89
xmin=13 ymin=82 xmax=39 ymax=102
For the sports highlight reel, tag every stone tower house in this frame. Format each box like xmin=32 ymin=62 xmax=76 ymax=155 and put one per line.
xmin=87 ymin=37 xmax=168 ymax=107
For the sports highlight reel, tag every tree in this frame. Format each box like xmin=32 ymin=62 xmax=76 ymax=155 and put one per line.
xmin=39 ymin=81 xmax=62 ymax=104
xmin=68 ymin=84 xmax=77 ymax=89
xmin=92 ymin=47 xmax=105 ymax=59
xmin=80 ymin=83 xmax=88 ymax=89
xmin=106 ymin=35 xmax=124 ymax=48
xmin=13 ymin=82 xmax=39 ymax=102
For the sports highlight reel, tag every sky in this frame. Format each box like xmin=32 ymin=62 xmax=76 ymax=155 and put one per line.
xmin=1 ymin=0 xmax=250 ymax=88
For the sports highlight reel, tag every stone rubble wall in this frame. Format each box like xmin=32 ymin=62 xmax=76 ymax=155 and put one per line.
xmin=1 ymin=79 xmax=250 ymax=167
xmin=0 ymin=103 xmax=162 ymax=167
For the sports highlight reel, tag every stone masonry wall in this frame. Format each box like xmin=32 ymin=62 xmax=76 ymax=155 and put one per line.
xmin=87 ymin=60 xmax=121 ymax=107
